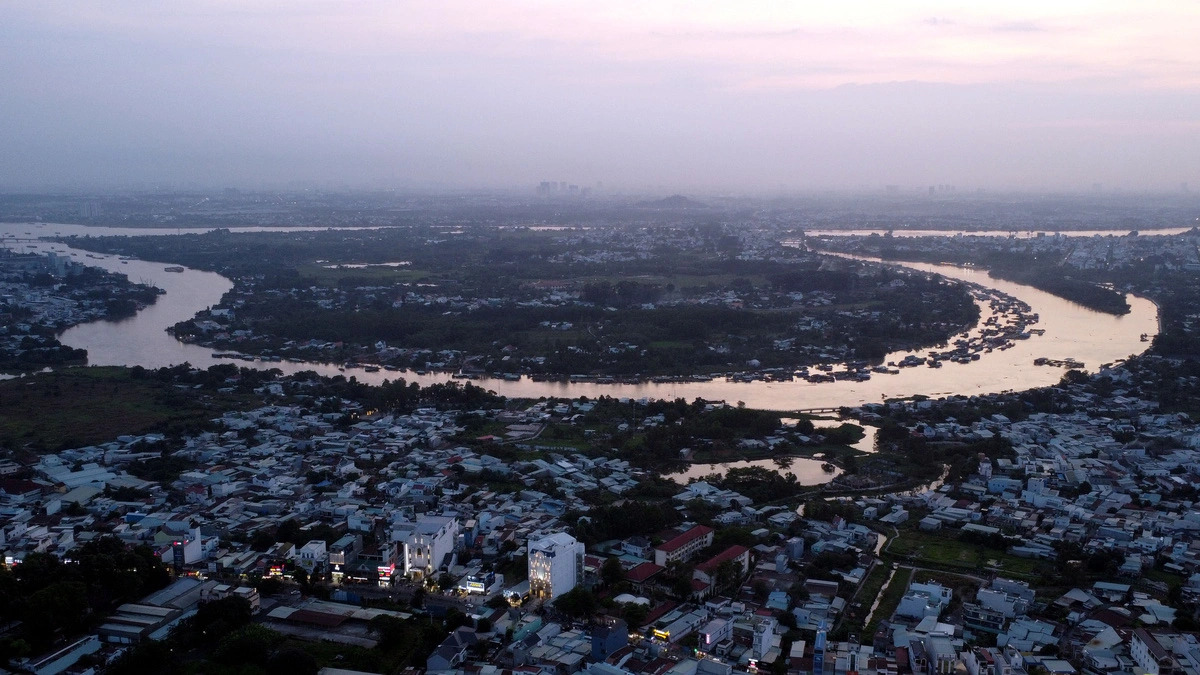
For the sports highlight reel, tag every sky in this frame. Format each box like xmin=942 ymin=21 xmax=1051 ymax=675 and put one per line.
xmin=2 ymin=1 xmax=1199 ymax=193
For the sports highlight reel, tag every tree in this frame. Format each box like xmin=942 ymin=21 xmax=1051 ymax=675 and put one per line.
xmin=622 ymin=602 xmax=650 ymax=628
xmin=266 ymin=645 xmax=319 ymax=675
xmin=105 ymin=640 xmax=172 ymax=675
xmin=713 ymin=560 xmax=742 ymax=596
xmin=256 ymin=577 xmax=285 ymax=596
xmin=24 ymin=581 xmax=88 ymax=637
xmin=670 ymin=570 xmax=695 ymax=598
xmin=275 ymin=519 xmax=302 ymax=545
xmin=186 ymin=596 xmax=253 ymax=646
xmin=601 ymin=557 xmax=625 ymax=587
xmin=212 ymin=624 xmax=282 ymax=667
xmin=554 ymin=587 xmax=598 ymax=619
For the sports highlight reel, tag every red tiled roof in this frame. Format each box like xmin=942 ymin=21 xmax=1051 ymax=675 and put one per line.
xmin=626 ymin=562 xmax=664 ymax=583
xmin=655 ymin=525 xmax=713 ymax=553
xmin=696 ymin=545 xmax=748 ymax=573
xmin=606 ymin=645 xmax=636 ymax=664
xmin=641 ymin=600 xmax=678 ymax=627
xmin=0 ymin=479 xmax=42 ymax=495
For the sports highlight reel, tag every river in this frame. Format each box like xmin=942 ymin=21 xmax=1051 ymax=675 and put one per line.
xmin=802 ymin=226 xmax=1196 ymax=239
xmin=1 ymin=222 xmax=1158 ymax=413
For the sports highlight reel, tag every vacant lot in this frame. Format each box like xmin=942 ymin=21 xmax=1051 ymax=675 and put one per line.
xmin=0 ymin=366 xmax=250 ymax=451
xmin=886 ymin=527 xmax=1042 ymax=578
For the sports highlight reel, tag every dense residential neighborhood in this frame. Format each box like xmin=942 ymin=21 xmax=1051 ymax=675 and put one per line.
xmin=2 ymin=193 xmax=1200 ymax=674
xmin=0 ymin=347 xmax=1199 ymax=675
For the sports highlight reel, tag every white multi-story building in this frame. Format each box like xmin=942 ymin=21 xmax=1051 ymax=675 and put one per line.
xmin=295 ymin=539 xmax=328 ymax=573
xmin=528 ymin=532 xmax=585 ymax=599
xmin=654 ymin=525 xmax=714 ymax=567
xmin=896 ymin=581 xmax=953 ymax=620
xmin=701 ymin=618 xmax=733 ymax=651
xmin=1132 ymin=629 xmax=1175 ymax=675
xmin=396 ymin=515 xmax=459 ymax=580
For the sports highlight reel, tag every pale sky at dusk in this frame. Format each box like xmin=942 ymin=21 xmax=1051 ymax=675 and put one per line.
xmin=3 ymin=1 xmax=1199 ymax=192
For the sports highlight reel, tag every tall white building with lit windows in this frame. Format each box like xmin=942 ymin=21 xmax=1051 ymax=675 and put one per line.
xmin=394 ymin=515 xmax=459 ymax=580
xmin=528 ymin=532 xmax=585 ymax=600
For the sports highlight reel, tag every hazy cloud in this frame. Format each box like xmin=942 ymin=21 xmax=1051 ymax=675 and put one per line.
xmin=992 ymin=21 xmax=1045 ymax=33
xmin=1 ymin=1 xmax=1198 ymax=192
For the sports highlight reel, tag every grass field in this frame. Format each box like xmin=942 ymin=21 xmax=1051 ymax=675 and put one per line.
xmin=885 ymin=528 xmax=1043 ymax=578
xmin=0 ymin=366 xmax=252 ymax=451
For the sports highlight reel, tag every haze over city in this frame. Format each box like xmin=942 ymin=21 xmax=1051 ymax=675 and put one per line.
xmin=4 ymin=1 xmax=1200 ymax=193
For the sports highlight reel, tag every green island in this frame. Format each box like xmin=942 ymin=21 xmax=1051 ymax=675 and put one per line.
xmin=60 ymin=225 xmax=980 ymax=378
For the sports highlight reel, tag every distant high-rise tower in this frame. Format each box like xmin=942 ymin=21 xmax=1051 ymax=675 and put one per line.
xmin=79 ymin=201 xmax=102 ymax=219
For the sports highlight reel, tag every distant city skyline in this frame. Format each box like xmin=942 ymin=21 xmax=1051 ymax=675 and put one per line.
xmin=2 ymin=2 xmax=1199 ymax=192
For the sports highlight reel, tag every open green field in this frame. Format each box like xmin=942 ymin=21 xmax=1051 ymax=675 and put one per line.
xmin=885 ymin=528 xmax=1043 ymax=578
xmin=0 ymin=366 xmax=252 ymax=451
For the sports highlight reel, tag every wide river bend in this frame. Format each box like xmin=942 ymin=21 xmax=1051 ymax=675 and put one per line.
xmin=2 ymin=223 xmax=1158 ymax=413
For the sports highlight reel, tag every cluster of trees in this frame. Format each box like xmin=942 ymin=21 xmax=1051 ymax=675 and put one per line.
xmin=0 ymin=341 xmax=87 ymax=370
xmin=583 ymin=397 xmax=795 ymax=470
xmin=201 ymin=274 xmax=977 ymax=377
xmin=1148 ymin=272 xmax=1200 ymax=357
xmin=958 ymin=528 xmax=1023 ymax=551
xmin=0 ymin=538 xmax=170 ymax=659
xmin=874 ymin=421 xmax=1015 ymax=484
xmin=569 ymin=501 xmax=681 ymax=546
xmin=988 ymin=267 xmax=1130 ymax=315
xmin=580 ymin=280 xmax=663 ymax=307
xmin=109 ymin=597 xmax=318 ymax=675
xmin=705 ymin=466 xmax=806 ymax=504
xmin=864 ymin=239 xmax=1132 ymax=316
